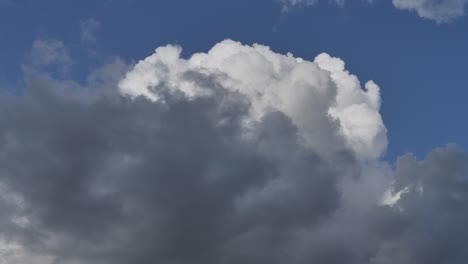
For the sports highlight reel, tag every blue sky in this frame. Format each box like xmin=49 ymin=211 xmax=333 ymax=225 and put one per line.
xmin=1 ymin=0 xmax=468 ymax=161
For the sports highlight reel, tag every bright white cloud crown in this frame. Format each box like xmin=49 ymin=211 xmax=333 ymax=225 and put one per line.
xmin=119 ymin=39 xmax=387 ymax=159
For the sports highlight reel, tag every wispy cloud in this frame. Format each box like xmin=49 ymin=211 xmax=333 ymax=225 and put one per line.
xmin=27 ymin=38 xmax=72 ymax=75
xmin=279 ymin=0 xmax=468 ymax=22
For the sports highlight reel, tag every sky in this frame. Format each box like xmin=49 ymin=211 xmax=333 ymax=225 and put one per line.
xmin=0 ymin=0 xmax=468 ymax=263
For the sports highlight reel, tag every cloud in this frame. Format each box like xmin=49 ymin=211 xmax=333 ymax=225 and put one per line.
xmin=28 ymin=39 xmax=72 ymax=74
xmin=119 ymin=40 xmax=386 ymax=159
xmin=80 ymin=18 xmax=101 ymax=43
xmin=372 ymin=144 xmax=468 ymax=264
xmin=279 ymin=0 xmax=344 ymax=12
xmin=279 ymin=0 xmax=468 ymax=22
xmin=392 ymin=0 xmax=468 ymax=22
xmin=0 ymin=39 xmax=466 ymax=264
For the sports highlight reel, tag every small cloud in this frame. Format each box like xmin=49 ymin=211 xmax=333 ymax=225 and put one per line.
xmin=278 ymin=0 xmax=468 ymax=22
xmin=392 ymin=0 xmax=468 ymax=23
xmin=279 ymin=0 xmax=319 ymax=13
xmin=80 ymin=18 xmax=101 ymax=43
xmin=29 ymin=38 xmax=72 ymax=73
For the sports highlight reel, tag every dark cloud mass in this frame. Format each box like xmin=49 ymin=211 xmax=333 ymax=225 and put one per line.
xmin=0 ymin=73 xmax=349 ymax=264
xmin=0 ymin=40 xmax=467 ymax=264
xmin=377 ymin=145 xmax=468 ymax=264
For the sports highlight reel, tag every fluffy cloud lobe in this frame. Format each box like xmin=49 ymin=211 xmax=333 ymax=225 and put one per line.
xmin=119 ymin=40 xmax=386 ymax=159
xmin=0 ymin=40 xmax=467 ymax=264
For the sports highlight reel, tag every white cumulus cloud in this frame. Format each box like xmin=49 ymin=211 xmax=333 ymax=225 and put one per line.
xmin=119 ymin=39 xmax=387 ymax=159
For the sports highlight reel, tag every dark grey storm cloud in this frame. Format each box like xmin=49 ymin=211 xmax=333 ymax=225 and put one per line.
xmin=372 ymin=145 xmax=468 ymax=264
xmin=0 ymin=40 xmax=467 ymax=264
xmin=0 ymin=73 xmax=354 ymax=264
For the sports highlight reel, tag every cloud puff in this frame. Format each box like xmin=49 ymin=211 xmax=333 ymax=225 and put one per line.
xmin=392 ymin=0 xmax=468 ymax=22
xmin=279 ymin=0 xmax=345 ymax=12
xmin=279 ymin=0 xmax=468 ymax=22
xmin=0 ymin=40 xmax=467 ymax=264
xmin=28 ymin=39 xmax=72 ymax=74
xmin=119 ymin=40 xmax=386 ymax=159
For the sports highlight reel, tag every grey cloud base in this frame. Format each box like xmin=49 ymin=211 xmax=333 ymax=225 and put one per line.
xmin=0 ymin=40 xmax=467 ymax=264
xmin=0 ymin=75 xmax=352 ymax=264
xmin=381 ymin=145 xmax=468 ymax=264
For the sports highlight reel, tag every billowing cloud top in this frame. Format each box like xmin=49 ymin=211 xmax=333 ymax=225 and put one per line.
xmin=119 ymin=40 xmax=387 ymax=159
xmin=280 ymin=0 xmax=468 ymax=22
xmin=0 ymin=40 xmax=467 ymax=264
